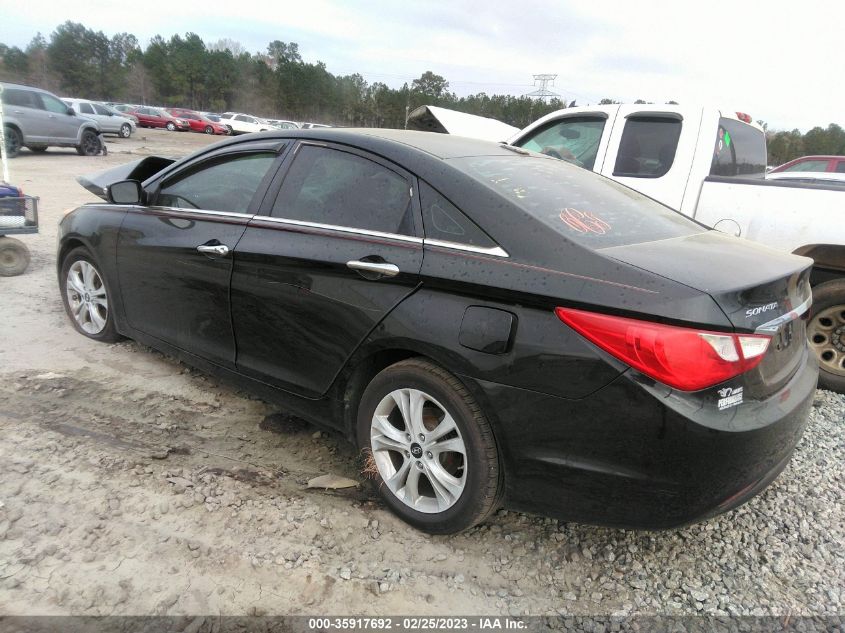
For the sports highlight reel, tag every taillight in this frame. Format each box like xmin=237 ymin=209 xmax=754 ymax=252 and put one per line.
xmin=555 ymin=307 xmax=771 ymax=391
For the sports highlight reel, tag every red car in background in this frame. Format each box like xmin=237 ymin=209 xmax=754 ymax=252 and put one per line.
xmin=168 ymin=109 xmax=229 ymax=135
xmin=129 ymin=107 xmax=190 ymax=131
xmin=771 ymin=155 xmax=845 ymax=173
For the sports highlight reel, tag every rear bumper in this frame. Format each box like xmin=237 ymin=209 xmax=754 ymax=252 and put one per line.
xmin=463 ymin=346 xmax=818 ymax=529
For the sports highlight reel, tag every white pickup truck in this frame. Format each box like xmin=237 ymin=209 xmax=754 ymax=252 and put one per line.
xmin=500 ymin=104 xmax=845 ymax=391
xmin=412 ymin=103 xmax=845 ymax=390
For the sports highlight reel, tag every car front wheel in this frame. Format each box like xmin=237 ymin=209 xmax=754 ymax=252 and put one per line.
xmin=60 ymin=247 xmax=121 ymax=342
xmin=166 ymin=122 xmax=176 ymax=131
xmin=76 ymin=130 xmax=101 ymax=156
xmin=357 ymin=358 xmax=502 ymax=534
xmin=119 ymin=123 xmax=132 ymax=138
xmin=204 ymin=125 xmax=214 ymax=134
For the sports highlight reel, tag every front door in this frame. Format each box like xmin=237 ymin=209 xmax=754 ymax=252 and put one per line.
xmin=231 ymin=142 xmax=423 ymax=397
xmin=116 ymin=148 xmax=283 ymax=367
xmin=39 ymin=92 xmax=82 ymax=143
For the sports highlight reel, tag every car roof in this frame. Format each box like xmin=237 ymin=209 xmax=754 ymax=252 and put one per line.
xmin=1 ymin=81 xmax=53 ymax=95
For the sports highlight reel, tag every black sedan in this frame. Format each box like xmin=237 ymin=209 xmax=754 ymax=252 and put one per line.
xmin=59 ymin=130 xmax=818 ymax=534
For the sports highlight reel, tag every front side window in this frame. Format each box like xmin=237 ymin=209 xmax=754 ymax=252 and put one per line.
xmin=40 ymin=93 xmax=70 ymax=114
xmin=271 ymin=145 xmax=413 ymax=235
xmin=710 ymin=117 xmax=767 ymax=178
xmin=782 ymin=159 xmax=830 ymax=172
xmin=157 ymin=152 xmax=276 ymax=213
xmin=613 ymin=116 xmax=681 ymax=178
xmin=514 ymin=116 xmax=606 ymax=170
xmin=419 ymin=181 xmax=496 ymax=248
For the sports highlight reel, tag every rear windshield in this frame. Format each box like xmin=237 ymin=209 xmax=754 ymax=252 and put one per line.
xmin=451 ymin=154 xmax=700 ymax=249
xmin=710 ymin=117 xmax=767 ymax=178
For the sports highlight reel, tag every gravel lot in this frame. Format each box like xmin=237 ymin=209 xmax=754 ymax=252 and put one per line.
xmin=0 ymin=130 xmax=843 ymax=618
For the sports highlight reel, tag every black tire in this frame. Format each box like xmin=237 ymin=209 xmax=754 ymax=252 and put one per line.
xmin=59 ymin=247 xmax=122 ymax=343
xmin=166 ymin=122 xmax=176 ymax=131
xmin=204 ymin=125 xmax=214 ymax=135
xmin=28 ymin=145 xmax=48 ymax=153
xmin=0 ymin=237 xmax=30 ymax=276
xmin=356 ymin=358 xmax=502 ymax=534
xmin=4 ymin=126 xmax=22 ymax=158
xmin=808 ymin=279 xmax=845 ymax=393
xmin=76 ymin=129 xmax=101 ymax=156
xmin=119 ymin=123 xmax=132 ymax=138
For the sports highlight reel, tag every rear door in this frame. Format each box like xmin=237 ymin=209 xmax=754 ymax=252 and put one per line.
xmin=116 ymin=142 xmax=285 ymax=366
xmin=231 ymin=141 xmax=423 ymax=397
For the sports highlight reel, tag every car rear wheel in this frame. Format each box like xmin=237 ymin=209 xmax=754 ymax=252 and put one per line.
xmin=60 ymin=247 xmax=121 ymax=342
xmin=204 ymin=125 xmax=214 ymax=135
xmin=808 ymin=279 xmax=845 ymax=393
xmin=76 ymin=130 xmax=101 ymax=156
xmin=166 ymin=122 xmax=176 ymax=131
xmin=119 ymin=123 xmax=131 ymax=138
xmin=4 ymin=126 xmax=22 ymax=158
xmin=357 ymin=358 xmax=502 ymax=534
xmin=0 ymin=237 xmax=30 ymax=276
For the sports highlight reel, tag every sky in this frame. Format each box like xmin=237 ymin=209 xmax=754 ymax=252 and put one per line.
xmin=1 ymin=0 xmax=841 ymax=132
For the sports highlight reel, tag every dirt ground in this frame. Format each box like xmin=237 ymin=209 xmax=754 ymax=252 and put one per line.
xmin=0 ymin=130 xmax=843 ymax=618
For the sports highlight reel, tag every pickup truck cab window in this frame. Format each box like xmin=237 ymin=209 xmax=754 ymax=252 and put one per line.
xmin=513 ymin=116 xmax=606 ymax=170
xmin=709 ymin=117 xmax=766 ymax=178
xmin=613 ymin=116 xmax=682 ymax=178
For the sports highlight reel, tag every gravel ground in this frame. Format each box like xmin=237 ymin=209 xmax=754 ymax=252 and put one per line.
xmin=0 ymin=131 xmax=843 ymax=618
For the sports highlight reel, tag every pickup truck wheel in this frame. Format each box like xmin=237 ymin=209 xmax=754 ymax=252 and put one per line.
xmin=807 ymin=279 xmax=845 ymax=393
xmin=0 ymin=237 xmax=30 ymax=276
xmin=76 ymin=130 xmax=101 ymax=156
xmin=4 ymin=126 xmax=22 ymax=158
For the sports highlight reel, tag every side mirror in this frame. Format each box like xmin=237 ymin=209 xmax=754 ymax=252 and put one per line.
xmin=67 ymin=107 xmax=76 ymax=116
xmin=108 ymin=180 xmax=143 ymax=205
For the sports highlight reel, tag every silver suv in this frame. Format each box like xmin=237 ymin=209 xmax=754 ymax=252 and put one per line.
xmin=1 ymin=82 xmax=102 ymax=157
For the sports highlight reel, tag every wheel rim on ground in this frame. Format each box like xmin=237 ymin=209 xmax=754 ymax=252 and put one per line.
xmin=808 ymin=305 xmax=845 ymax=377
xmin=370 ymin=388 xmax=467 ymax=513
xmin=66 ymin=260 xmax=108 ymax=334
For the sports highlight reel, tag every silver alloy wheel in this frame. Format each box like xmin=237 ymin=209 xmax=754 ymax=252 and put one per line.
xmin=808 ymin=305 xmax=845 ymax=376
xmin=370 ymin=388 xmax=467 ymax=513
xmin=65 ymin=260 xmax=108 ymax=334
xmin=120 ymin=123 xmax=131 ymax=138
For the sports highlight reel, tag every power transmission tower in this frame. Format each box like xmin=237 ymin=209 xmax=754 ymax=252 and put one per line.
xmin=525 ymin=74 xmax=560 ymax=101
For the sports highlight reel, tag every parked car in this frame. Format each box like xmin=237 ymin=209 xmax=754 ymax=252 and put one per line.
xmin=766 ymin=172 xmax=845 ymax=186
xmin=1 ymin=82 xmax=102 ymax=157
xmin=101 ymin=104 xmax=139 ymax=125
xmin=218 ymin=112 xmax=273 ymax=135
xmin=199 ymin=112 xmax=232 ymax=134
xmin=112 ymin=104 xmax=140 ymax=115
xmin=167 ymin=109 xmax=229 ymax=135
xmin=63 ymin=98 xmax=136 ymax=138
xmin=129 ymin=107 xmax=190 ymax=131
xmin=265 ymin=119 xmax=299 ymax=130
xmin=300 ymin=122 xmax=332 ymax=129
xmin=64 ymin=129 xmax=815 ymax=534
xmin=770 ymin=155 xmax=845 ymax=174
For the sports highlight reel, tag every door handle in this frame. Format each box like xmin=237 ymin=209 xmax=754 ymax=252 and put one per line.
xmin=346 ymin=260 xmax=399 ymax=277
xmin=196 ymin=244 xmax=229 ymax=256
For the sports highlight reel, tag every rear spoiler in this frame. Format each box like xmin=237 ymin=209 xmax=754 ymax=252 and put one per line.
xmin=77 ymin=156 xmax=175 ymax=200
xmin=407 ymin=105 xmax=519 ymax=143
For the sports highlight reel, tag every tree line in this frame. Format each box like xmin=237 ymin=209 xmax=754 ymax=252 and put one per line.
xmin=1 ymin=21 xmax=843 ymax=166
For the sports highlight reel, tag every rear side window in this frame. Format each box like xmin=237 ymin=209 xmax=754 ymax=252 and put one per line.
xmin=78 ymin=102 xmax=95 ymax=115
xmin=613 ymin=116 xmax=681 ymax=178
xmin=2 ymin=88 xmax=42 ymax=109
xmin=453 ymin=155 xmax=700 ymax=249
xmin=514 ymin=116 xmax=606 ymax=170
xmin=710 ymin=117 xmax=766 ymax=178
xmin=157 ymin=152 xmax=276 ymax=213
xmin=93 ymin=104 xmax=112 ymax=115
xmin=272 ymin=145 xmax=413 ymax=235
xmin=836 ymin=162 xmax=845 ymax=173
xmin=419 ymin=181 xmax=497 ymax=248
xmin=782 ymin=159 xmax=830 ymax=172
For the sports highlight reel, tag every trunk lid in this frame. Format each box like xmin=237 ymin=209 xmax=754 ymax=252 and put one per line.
xmin=602 ymin=231 xmax=813 ymax=395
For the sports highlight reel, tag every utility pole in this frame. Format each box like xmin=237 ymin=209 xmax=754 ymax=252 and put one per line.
xmin=525 ymin=74 xmax=560 ymax=102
